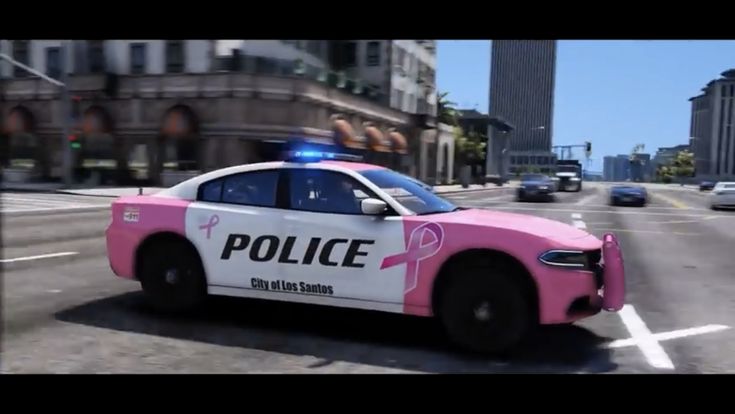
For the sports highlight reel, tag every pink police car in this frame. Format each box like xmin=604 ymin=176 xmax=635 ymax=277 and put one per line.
xmin=105 ymin=151 xmax=625 ymax=353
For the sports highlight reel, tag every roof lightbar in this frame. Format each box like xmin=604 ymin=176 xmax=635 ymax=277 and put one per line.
xmin=284 ymin=150 xmax=363 ymax=163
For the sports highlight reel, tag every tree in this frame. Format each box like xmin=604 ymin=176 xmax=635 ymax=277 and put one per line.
xmin=437 ymin=91 xmax=459 ymax=126
xmin=629 ymin=143 xmax=646 ymax=182
xmin=672 ymin=150 xmax=695 ymax=185
xmin=454 ymin=129 xmax=486 ymax=166
xmin=656 ymin=164 xmax=674 ymax=183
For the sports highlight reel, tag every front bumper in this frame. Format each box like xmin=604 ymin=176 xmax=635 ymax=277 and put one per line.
xmin=518 ymin=188 xmax=553 ymax=199
xmin=612 ymin=195 xmax=646 ymax=205
xmin=536 ymin=233 xmax=625 ymax=324
xmin=557 ymin=179 xmax=581 ymax=191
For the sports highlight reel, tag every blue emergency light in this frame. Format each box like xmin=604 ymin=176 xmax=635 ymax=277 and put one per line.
xmin=285 ymin=149 xmax=363 ymax=163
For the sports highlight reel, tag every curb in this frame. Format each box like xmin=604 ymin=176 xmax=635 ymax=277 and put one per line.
xmin=2 ymin=205 xmax=111 ymax=217
xmin=435 ymin=187 xmax=514 ymax=196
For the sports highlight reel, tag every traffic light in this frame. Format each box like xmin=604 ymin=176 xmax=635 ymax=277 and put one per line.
xmin=585 ymin=141 xmax=592 ymax=153
xmin=71 ymin=95 xmax=82 ymax=120
xmin=68 ymin=134 xmax=81 ymax=150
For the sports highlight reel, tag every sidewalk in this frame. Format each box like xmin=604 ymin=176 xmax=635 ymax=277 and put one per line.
xmin=3 ymin=181 xmax=513 ymax=198
xmin=432 ymin=183 xmax=514 ymax=195
xmin=1 ymin=182 xmax=164 ymax=197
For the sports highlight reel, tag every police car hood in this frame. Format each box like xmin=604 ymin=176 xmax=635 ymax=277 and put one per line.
xmin=432 ymin=208 xmax=592 ymax=241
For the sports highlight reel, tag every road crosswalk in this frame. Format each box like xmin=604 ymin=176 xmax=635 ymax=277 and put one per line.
xmin=0 ymin=192 xmax=113 ymax=214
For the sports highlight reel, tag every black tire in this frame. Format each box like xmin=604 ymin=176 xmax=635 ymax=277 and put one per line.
xmin=138 ymin=239 xmax=207 ymax=313
xmin=440 ymin=268 xmax=531 ymax=354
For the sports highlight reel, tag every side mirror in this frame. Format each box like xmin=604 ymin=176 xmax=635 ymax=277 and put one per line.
xmin=361 ymin=198 xmax=388 ymax=215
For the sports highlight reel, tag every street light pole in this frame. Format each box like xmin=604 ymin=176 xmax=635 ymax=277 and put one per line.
xmin=59 ymin=41 xmax=73 ymax=186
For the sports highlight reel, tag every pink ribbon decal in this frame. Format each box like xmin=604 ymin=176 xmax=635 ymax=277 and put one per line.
xmin=199 ymin=214 xmax=220 ymax=239
xmin=381 ymin=222 xmax=444 ymax=293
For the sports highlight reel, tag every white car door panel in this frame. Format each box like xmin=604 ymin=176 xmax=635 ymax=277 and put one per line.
xmin=279 ymin=210 xmax=406 ymax=305
xmin=185 ymin=202 xmax=285 ymax=290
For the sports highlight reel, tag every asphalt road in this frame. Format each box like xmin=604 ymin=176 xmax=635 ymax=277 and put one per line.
xmin=2 ymin=183 xmax=734 ymax=373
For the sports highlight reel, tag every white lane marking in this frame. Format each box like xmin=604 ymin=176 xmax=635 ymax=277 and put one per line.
xmin=617 ymin=305 xmax=675 ymax=369
xmin=450 ymin=196 xmax=468 ymax=199
xmin=571 ymin=213 xmax=582 ymax=219
xmin=1 ymin=205 xmax=110 ymax=214
xmin=573 ymin=220 xmax=587 ymax=229
xmin=482 ymin=206 xmax=729 ymax=218
xmin=46 ymin=289 xmax=62 ymax=294
xmin=0 ymin=251 xmax=79 ymax=263
xmin=575 ymin=193 xmax=598 ymax=205
xmin=607 ymin=324 xmax=730 ymax=349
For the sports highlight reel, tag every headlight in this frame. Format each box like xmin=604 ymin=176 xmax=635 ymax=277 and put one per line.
xmin=520 ymin=185 xmax=526 ymax=189
xmin=539 ymin=185 xmax=548 ymax=190
xmin=570 ymin=177 xmax=581 ymax=181
xmin=538 ymin=250 xmax=589 ymax=268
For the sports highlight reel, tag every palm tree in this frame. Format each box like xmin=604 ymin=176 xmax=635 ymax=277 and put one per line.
xmin=629 ymin=143 xmax=646 ymax=182
xmin=436 ymin=91 xmax=459 ymax=126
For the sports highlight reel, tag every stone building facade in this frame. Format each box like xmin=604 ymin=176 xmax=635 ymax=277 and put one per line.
xmin=1 ymin=40 xmax=448 ymax=186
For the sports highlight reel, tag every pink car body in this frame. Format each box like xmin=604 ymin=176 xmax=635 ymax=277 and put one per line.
xmin=106 ymin=160 xmax=625 ymax=326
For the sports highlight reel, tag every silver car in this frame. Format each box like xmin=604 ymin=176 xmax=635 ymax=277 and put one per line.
xmin=710 ymin=182 xmax=735 ymax=210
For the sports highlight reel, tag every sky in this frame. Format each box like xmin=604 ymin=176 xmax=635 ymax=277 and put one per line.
xmin=437 ymin=40 xmax=735 ymax=171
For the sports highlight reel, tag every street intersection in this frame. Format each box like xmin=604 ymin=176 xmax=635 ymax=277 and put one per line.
xmin=2 ymin=182 xmax=734 ymax=373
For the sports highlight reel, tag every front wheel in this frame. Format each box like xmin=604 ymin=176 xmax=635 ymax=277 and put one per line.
xmin=138 ymin=239 xmax=207 ymax=313
xmin=440 ymin=270 xmax=531 ymax=354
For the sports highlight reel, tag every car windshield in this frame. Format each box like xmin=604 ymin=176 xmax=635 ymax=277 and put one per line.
xmin=359 ymin=169 xmax=458 ymax=215
xmin=557 ymin=166 xmax=579 ymax=173
xmin=521 ymin=174 xmax=546 ymax=181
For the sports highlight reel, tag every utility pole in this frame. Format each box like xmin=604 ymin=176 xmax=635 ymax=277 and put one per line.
xmin=0 ymin=41 xmax=73 ymax=186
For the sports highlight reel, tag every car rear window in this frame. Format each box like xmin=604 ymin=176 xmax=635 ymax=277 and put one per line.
xmin=198 ymin=170 xmax=280 ymax=207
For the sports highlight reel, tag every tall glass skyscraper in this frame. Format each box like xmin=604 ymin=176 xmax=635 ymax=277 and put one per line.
xmin=489 ymin=40 xmax=557 ymax=173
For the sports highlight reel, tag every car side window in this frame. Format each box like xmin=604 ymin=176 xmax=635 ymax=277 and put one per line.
xmin=287 ymin=169 xmax=378 ymax=215
xmin=200 ymin=178 xmax=223 ymax=202
xmin=198 ymin=170 xmax=280 ymax=208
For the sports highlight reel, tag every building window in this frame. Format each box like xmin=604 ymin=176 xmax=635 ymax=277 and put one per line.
xmin=417 ymin=99 xmax=426 ymax=114
xmin=722 ymin=85 xmax=728 ymax=97
xmin=130 ymin=43 xmax=147 ymax=75
xmin=366 ymin=41 xmax=380 ymax=66
xmin=394 ymin=46 xmax=405 ymax=70
xmin=165 ymin=40 xmax=185 ymax=73
xmin=395 ymin=90 xmax=405 ymax=111
xmin=407 ymin=93 xmax=414 ymax=113
xmin=343 ymin=42 xmax=357 ymax=67
xmin=12 ymin=40 xmax=29 ymax=78
xmin=45 ymin=47 xmax=61 ymax=80
xmin=307 ymin=41 xmax=322 ymax=58
xmin=88 ymin=41 xmax=105 ymax=74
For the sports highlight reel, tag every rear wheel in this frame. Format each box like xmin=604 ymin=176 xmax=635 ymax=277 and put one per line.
xmin=138 ymin=239 xmax=207 ymax=313
xmin=440 ymin=268 xmax=531 ymax=354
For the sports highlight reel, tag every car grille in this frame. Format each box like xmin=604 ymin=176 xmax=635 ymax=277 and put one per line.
xmin=586 ymin=249 xmax=604 ymax=289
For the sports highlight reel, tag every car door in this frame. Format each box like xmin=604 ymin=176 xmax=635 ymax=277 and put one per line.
xmin=185 ymin=169 xmax=286 ymax=294
xmin=277 ymin=167 xmax=408 ymax=312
